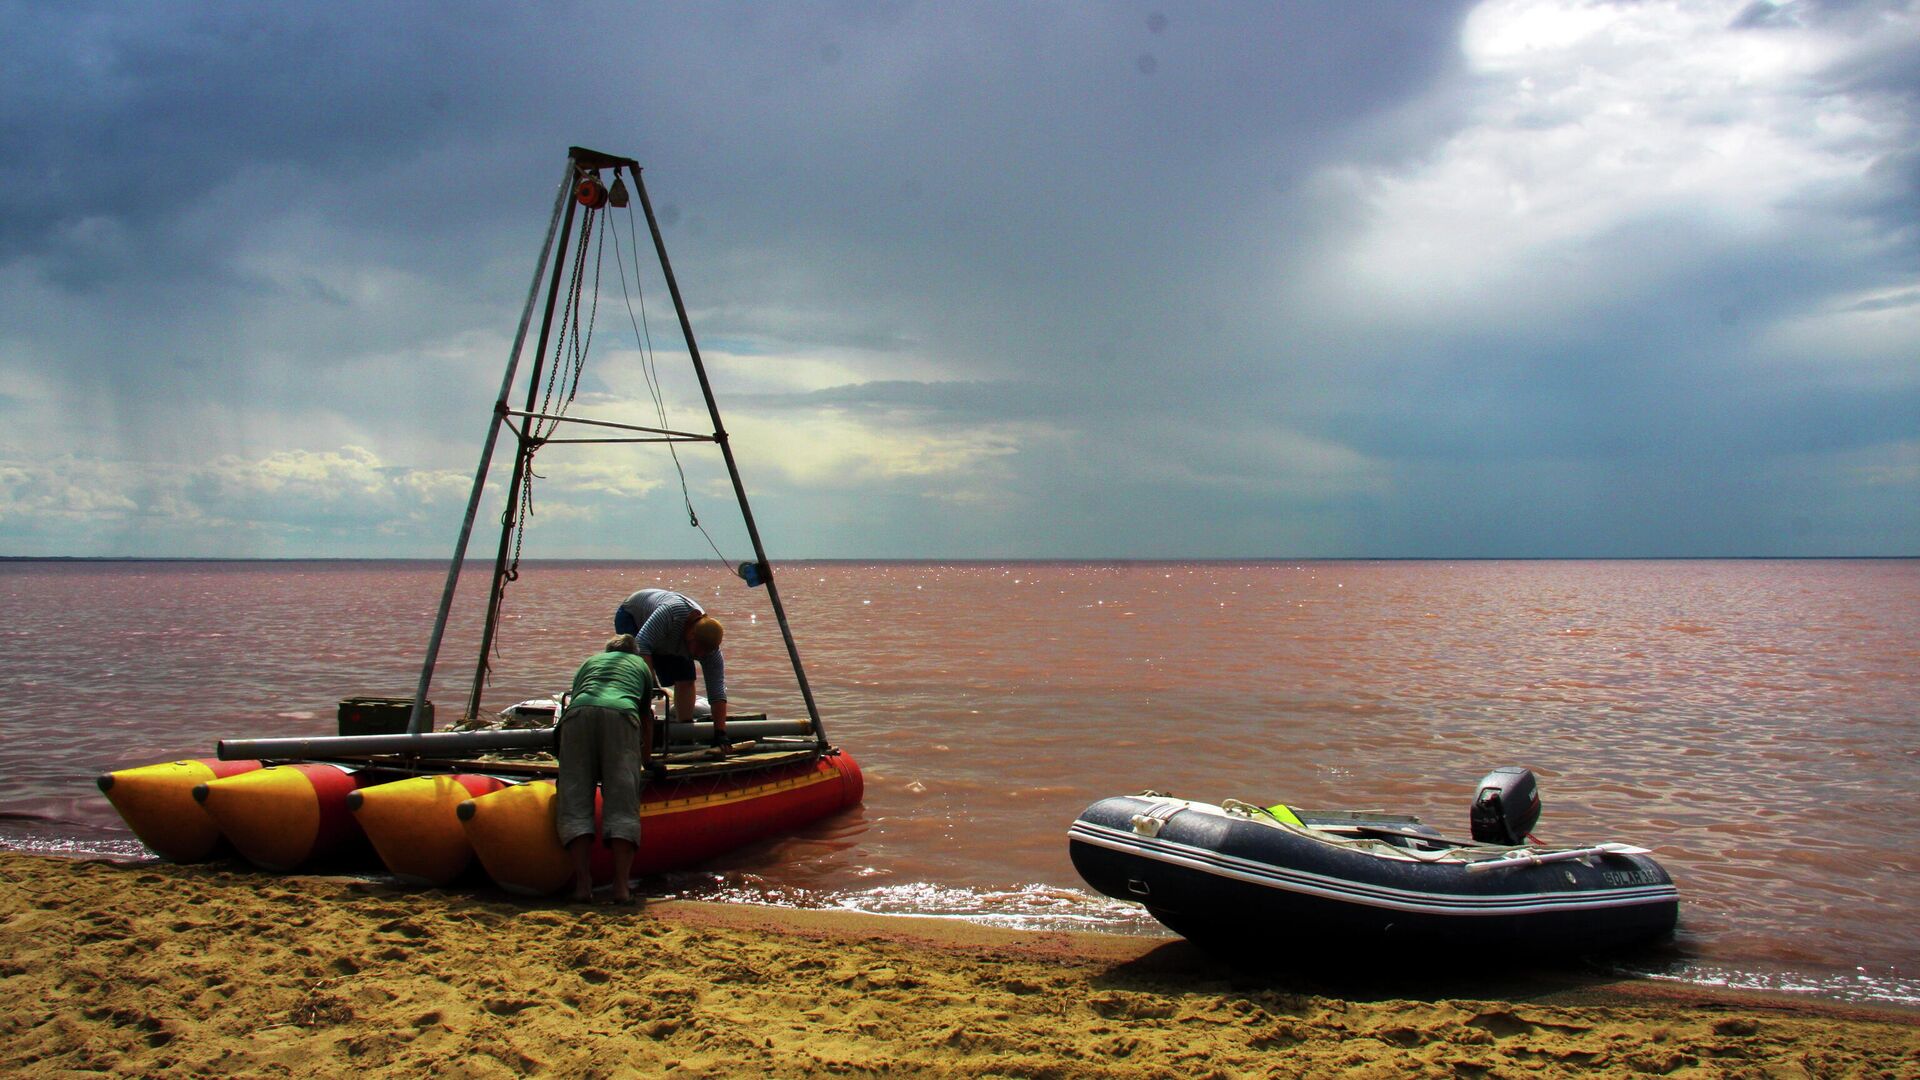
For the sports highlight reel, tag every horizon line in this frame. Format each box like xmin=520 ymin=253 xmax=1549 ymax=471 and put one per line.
xmin=3 ymin=554 xmax=1915 ymax=564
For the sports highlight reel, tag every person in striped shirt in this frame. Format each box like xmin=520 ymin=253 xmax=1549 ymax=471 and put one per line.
xmin=614 ymin=588 xmax=728 ymax=745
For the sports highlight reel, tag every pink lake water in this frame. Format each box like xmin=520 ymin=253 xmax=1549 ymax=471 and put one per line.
xmin=2 ymin=558 xmax=1915 ymax=1005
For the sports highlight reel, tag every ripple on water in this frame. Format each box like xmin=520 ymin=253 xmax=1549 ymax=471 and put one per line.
xmin=9 ymin=558 xmax=1920 ymax=1007
xmin=1629 ymin=958 xmax=1920 ymax=1009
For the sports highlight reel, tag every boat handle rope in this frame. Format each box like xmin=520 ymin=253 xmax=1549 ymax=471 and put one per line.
xmin=1222 ymin=798 xmax=1285 ymax=822
xmin=1129 ymin=799 xmax=1188 ymax=837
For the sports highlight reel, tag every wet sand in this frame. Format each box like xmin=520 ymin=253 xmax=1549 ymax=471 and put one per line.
xmin=2 ymin=852 xmax=1914 ymax=1078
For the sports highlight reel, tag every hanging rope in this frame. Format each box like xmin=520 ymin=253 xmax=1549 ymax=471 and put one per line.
xmin=485 ymin=165 xmax=742 ymax=679
xmin=611 ymin=177 xmax=734 ymax=573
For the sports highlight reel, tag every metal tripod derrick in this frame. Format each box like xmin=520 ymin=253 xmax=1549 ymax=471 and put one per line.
xmin=405 ymin=146 xmax=828 ymax=752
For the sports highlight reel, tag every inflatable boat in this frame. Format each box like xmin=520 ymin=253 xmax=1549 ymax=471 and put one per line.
xmin=99 ymin=723 xmax=863 ymax=893
xmin=1069 ymin=768 xmax=1678 ymax=956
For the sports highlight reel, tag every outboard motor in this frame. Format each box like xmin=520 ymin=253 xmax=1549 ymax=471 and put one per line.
xmin=1470 ymin=766 xmax=1541 ymax=845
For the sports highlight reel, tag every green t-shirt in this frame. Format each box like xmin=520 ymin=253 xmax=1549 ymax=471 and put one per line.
xmin=567 ymin=650 xmax=656 ymax=715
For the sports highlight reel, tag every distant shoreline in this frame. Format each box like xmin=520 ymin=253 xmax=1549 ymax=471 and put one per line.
xmin=3 ymin=554 xmax=1916 ymax=564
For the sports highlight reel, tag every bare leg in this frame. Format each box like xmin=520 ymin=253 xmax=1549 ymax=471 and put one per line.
xmin=567 ymin=836 xmax=594 ymax=902
xmin=673 ymin=680 xmax=696 ymax=724
xmin=609 ymin=838 xmax=637 ymax=903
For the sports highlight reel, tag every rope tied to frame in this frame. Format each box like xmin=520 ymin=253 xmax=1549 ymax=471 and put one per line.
xmin=610 ymin=178 xmax=735 ymax=573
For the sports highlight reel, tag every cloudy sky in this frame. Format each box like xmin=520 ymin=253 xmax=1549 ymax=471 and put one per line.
xmin=3 ymin=0 xmax=1916 ymax=559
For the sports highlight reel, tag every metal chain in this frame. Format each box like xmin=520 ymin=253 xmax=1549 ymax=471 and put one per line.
xmin=491 ymin=201 xmax=607 ymax=666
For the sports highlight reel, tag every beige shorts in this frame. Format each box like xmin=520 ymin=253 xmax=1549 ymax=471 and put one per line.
xmin=554 ymin=705 xmax=643 ymax=846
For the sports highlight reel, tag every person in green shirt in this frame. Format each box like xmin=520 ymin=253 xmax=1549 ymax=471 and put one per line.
xmin=556 ymin=634 xmax=656 ymax=903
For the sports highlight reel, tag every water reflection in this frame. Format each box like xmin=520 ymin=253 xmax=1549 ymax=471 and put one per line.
xmin=3 ymin=558 xmax=1916 ymax=1004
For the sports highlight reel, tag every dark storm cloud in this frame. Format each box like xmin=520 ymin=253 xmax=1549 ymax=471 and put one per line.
xmin=3 ymin=4 xmax=511 ymax=269
xmin=2 ymin=1 xmax=1915 ymax=557
xmin=1 ymin=5 xmax=1465 ymax=322
xmin=2 ymin=1 xmax=1477 ymax=442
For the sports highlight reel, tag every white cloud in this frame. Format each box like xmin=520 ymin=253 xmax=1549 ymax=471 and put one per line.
xmin=201 ymin=446 xmax=391 ymax=500
xmin=1844 ymin=438 xmax=1920 ymax=487
xmin=1758 ymin=282 xmax=1920 ymax=387
xmin=0 ymin=447 xmax=473 ymax=554
xmin=0 ymin=458 xmax=140 ymax=521
xmin=533 ymin=456 xmax=666 ymax=500
xmin=571 ymin=343 xmax=1049 ymax=497
xmin=727 ymin=408 xmax=1042 ymax=489
xmin=1312 ymin=0 xmax=1918 ymax=323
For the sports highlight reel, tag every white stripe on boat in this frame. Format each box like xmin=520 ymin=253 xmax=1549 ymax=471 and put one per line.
xmin=1068 ymin=820 xmax=1678 ymax=918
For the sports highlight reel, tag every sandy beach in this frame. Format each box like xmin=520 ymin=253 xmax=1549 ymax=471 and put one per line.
xmin=2 ymin=852 xmax=1913 ymax=1078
